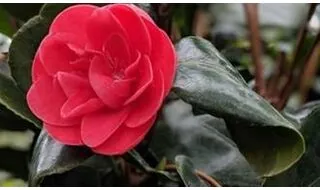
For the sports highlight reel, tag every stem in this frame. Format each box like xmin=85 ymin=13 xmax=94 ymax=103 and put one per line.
xmin=278 ymin=31 xmax=320 ymax=109
xmin=291 ymin=3 xmax=317 ymax=69
xmin=267 ymin=51 xmax=286 ymax=99
xmin=299 ymin=43 xmax=320 ymax=103
xmin=244 ymin=3 xmax=265 ymax=95
xmin=276 ymin=3 xmax=318 ymax=109
xmin=165 ymin=164 xmax=221 ymax=187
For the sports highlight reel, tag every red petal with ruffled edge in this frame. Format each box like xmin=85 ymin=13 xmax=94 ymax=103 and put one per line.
xmin=92 ymin=116 xmax=156 ymax=155
xmin=89 ymin=56 xmax=134 ymax=108
xmin=44 ymin=123 xmax=82 ymax=145
xmin=27 ymin=76 xmax=78 ymax=126
xmin=49 ymin=4 xmax=97 ymax=40
xmin=143 ymin=19 xmax=176 ymax=95
xmin=81 ymin=108 xmax=129 ymax=147
xmin=125 ymin=70 xmax=164 ymax=128
xmin=85 ymin=6 xmax=129 ymax=51
xmin=110 ymin=4 xmax=151 ymax=55
xmin=38 ymin=35 xmax=77 ymax=76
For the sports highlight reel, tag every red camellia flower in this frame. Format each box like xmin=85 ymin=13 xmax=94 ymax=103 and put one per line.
xmin=27 ymin=4 xmax=176 ymax=155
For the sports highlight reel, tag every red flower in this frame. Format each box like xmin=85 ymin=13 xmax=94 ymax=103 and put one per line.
xmin=27 ymin=4 xmax=176 ymax=155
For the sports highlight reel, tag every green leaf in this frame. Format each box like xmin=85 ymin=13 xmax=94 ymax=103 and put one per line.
xmin=29 ymin=130 xmax=93 ymax=186
xmin=155 ymin=157 xmax=167 ymax=171
xmin=0 ymin=72 xmax=40 ymax=128
xmin=265 ymin=103 xmax=320 ymax=186
xmin=174 ymin=155 xmax=208 ymax=187
xmin=173 ymin=36 xmax=305 ymax=177
xmin=283 ymin=100 xmax=320 ymax=127
xmin=8 ymin=16 xmax=48 ymax=92
xmin=150 ymin=96 xmax=261 ymax=186
xmin=0 ymin=7 xmax=15 ymax=37
xmin=1 ymin=4 xmax=43 ymax=21
xmin=0 ymin=148 xmax=30 ymax=181
xmin=0 ymin=104 xmax=36 ymax=131
xmin=0 ymin=46 xmax=40 ymax=130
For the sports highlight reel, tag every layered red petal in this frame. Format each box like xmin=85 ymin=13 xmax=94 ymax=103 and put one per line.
xmin=85 ymin=6 xmax=129 ymax=51
xmin=92 ymin=116 xmax=156 ymax=155
xmin=110 ymin=4 xmax=151 ymax=55
xmin=81 ymin=108 xmax=129 ymax=147
xmin=143 ymin=19 xmax=176 ymax=95
xmin=125 ymin=70 xmax=165 ymax=128
xmin=49 ymin=4 xmax=97 ymax=40
xmin=124 ymin=55 xmax=153 ymax=105
xmin=44 ymin=123 xmax=83 ymax=145
xmin=27 ymin=76 xmax=78 ymax=126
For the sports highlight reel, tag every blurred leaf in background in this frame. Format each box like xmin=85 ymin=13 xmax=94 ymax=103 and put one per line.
xmin=0 ymin=4 xmax=43 ymax=22
xmin=0 ymin=6 xmax=14 ymax=37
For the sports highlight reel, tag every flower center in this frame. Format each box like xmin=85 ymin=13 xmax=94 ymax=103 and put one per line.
xmin=112 ymin=69 xmax=125 ymax=80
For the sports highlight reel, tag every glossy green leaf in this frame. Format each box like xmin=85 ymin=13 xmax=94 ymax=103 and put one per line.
xmin=0 ymin=72 xmax=40 ymax=128
xmin=173 ymin=36 xmax=305 ymax=177
xmin=8 ymin=16 xmax=48 ymax=92
xmin=265 ymin=104 xmax=320 ymax=186
xmin=29 ymin=130 xmax=92 ymax=186
xmin=0 ymin=48 xmax=39 ymax=130
xmin=0 ymin=105 xmax=37 ymax=131
xmin=174 ymin=155 xmax=208 ymax=187
xmin=150 ymin=96 xmax=261 ymax=186
xmin=283 ymin=100 xmax=320 ymax=127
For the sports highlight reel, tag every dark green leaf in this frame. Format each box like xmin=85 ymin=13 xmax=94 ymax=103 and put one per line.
xmin=283 ymin=101 xmax=320 ymax=127
xmin=41 ymin=166 xmax=101 ymax=187
xmin=0 ymin=7 xmax=15 ymax=37
xmin=41 ymin=155 xmax=118 ymax=187
xmin=8 ymin=16 xmax=48 ymax=92
xmin=174 ymin=155 xmax=208 ymax=187
xmin=150 ymin=97 xmax=261 ymax=186
xmin=173 ymin=36 xmax=305 ymax=177
xmin=29 ymin=130 xmax=92 ymax=186
xmin=0 ymin=72 xmax=40 ymax=128
xmin=0 ymin=148 xmax=29 ymax=180
xmin=1 ymin=4 xmax=43 ymax=21
xmin=265 ymin=104 xmax=320 ymax=186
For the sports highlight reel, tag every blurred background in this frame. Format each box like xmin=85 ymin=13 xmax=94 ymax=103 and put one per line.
xmin=0 ymin=3 xmax=319 ymax=186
